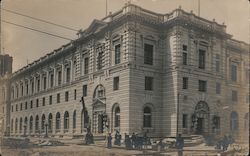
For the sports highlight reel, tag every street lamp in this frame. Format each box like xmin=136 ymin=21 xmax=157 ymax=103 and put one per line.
xmin=44 ymin=122 xmax=48 ymax=138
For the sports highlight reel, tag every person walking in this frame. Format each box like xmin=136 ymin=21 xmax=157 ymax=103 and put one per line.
xmin=176 ymin=134 xmax=184 ymax=156
xmin=107 ymin=133 xmax=112 ymax=149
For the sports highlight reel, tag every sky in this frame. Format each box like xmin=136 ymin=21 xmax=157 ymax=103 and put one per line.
xmin=1 ymin=0 xmax=249 ymax=72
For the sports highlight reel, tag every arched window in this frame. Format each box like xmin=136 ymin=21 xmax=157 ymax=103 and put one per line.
xmin=48 ymin=113 xmax=53 ymax=133
xmin=24 ymin=117 xmax=28 ymax=133
xmin=19 ymin=118 xmax=23 ymax=133
xmin=56 ymin=112 xmax=60 ymax=132
xmin=115 ymin=107 xmax=120 ymax=128
xmin=11 ymin=119 xmax=13 ymax=133
xmin=15 ymin=118 xmax=18 ymax=133
xmin=73 ymin=110 xmax=76 ymax=132
xmin=244 ymin=112 xmax=249 ymax=130
xmin=143 ymin=107 xmax=152 ymax=128
xmin=64 ymin=111 xmax=69 ymax=132
xmin=230 ymin=111 xmax=239 ymax=131
xmin=30 ymin=116 xmax=33 ymax=133
xmin=35 ymin=115 xmax=39 ymax=133
xmin=41 ymin=114 xmax=45 ymax=133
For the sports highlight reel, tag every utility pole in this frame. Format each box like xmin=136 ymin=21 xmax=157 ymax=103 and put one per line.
xmin=105 ymin=0 xmax=108 ymax=16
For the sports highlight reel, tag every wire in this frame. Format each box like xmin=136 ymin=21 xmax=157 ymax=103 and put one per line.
xmin=2 ymin=20 xmax=73 ymax=41
xmin=1 ymin=8 xmax=78 ymax=32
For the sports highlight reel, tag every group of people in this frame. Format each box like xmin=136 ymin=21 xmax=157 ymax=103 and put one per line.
xmin=85 ymin=128 xmax=94 ymax=145
xmin=215 ymin=135 xmax=235 ymax=151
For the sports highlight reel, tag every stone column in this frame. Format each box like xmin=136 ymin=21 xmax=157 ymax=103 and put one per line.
xmin=53 ymin=68 xmax=56 ymax=87
xmin=70 ymin=60 xmax=73 ymax=83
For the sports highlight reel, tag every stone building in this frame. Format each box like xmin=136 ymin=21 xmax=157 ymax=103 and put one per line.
xmin=1 ymin=4 xmax=249 ymax=142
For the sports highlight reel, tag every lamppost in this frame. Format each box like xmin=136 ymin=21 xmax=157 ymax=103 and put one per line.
xmin=23 ymin=123 xmax=27 ymax=137
xmin=44 ymin=122 xmax=48 ymax=138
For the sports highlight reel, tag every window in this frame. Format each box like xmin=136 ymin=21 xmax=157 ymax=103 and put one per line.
xmin=49 ymin=95 xmax=52 ymax=105
xmin=30 ymin=100 xmax=33 ymax=108
xmin=115 ymin=107 xmax=120 ymax=128
xmin=64 ymin=111 xmax=69 ymax=131
xmin=145 ymin=76 xmax=153 ymax=91
xmin=182 ymin=45 xmax=187 ymax=65
xmin=115 ymin=44 xmax=121 ymax=64
xmin=73 ymin=110 xmax=76 ymax=130
xmin=42 ymin=97 xmax=45 ymax=106
xmin=244 ymin=113 xmax=249 ymax=131
xmin=144 ymin=44 xmax=153 ymax=65
xmin=65 ymin=91 xmax=69 ymax=102
xmin=56 ymin=112 xmax=61 ymax=132
xmin=16 ymin=104 xmax=18 ymax=111
xmin=198 ymin=49 xmax=206 ymax=69
xmin=216 ymin=83 xmax=221 ymax=94
xmin=37 ymin=79 xmax=40 ymax=92
xmin=19 ymin=118 xmax=23 ymax=133
xmin=97 ymin=45 xmax=105 ymax=70
xmin=36 ymin=99 xmax=39 ymax=107
xmin=31 ymin=81 xmax=34 ymax=94
xmin=215 ymin=54 xmax=220 ymax=72
xmin=21 ymin=85 xmax=23 ymax=96
xmin=25 ymin=102 xmax=27 ymax=110
xmin=57 ymin=93 xmax=60 ymax=103
xmin=182 ymin=114 xmax=187 ymax=128
xmin=231 ymin=64 xmax=237 ymax=82
xmin=43 ymin=77 xmax=47 ymax=90
xmin=143 ymin=107 xmax=152 ymax=127
xmin=74 ymin=89 xmax=77 ymax=100
xmin=58 ymin=71 xmax=62 ymax=85
xmin=35 ymin=115 xmax=39 ymax=132
xmin=113 ymin=77 xmax=119 ymax=91
xmin=183 ymin=77 xmax=188 ymax=89
xmin=66 ymin=68 xmax=71 ymax=83
xmin=41 ymin=114 xmax=45 ymax=133
xmin=199 ymin=80 xmax=207 ymax=92
xmin=48 ymin=113 xmax=53 ymax=133
xmin=29 ymin=116 xmax=33 ymax=133
xmin=83 ymin=85 xmax=87 ymax=97
xmin=20 ymin=103 xmax=23 ymax=111
xmin=50 ymin=74 xmax=54 ymax=87
xmin=232 ymin=90 xmax=238 ymax=102
xmin=84 ymin=57 xmax=89 ymax=74
xmin=26 ymin=83 xmax=29 ymax=95
xmin=230 ymin=111 xmax=238 ymax=131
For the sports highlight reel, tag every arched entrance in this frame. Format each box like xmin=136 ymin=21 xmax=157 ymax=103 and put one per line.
xmin=92 ymin=84 xmax=106 ymax=134
xmin=191 ymin=101 xmax=210 ymax=135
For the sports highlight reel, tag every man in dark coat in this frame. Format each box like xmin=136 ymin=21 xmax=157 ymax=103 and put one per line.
xmin=107 ymin=133 xmax=112 ymax=149
xmin=131 ymin=133 xmax=136 ymax=149
xmin=176 ymin=134 xmax=184 ymax=156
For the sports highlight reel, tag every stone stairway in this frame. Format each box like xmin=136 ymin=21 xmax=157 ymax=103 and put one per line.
xmin=183 ymin=135 xmax=204 ymax=147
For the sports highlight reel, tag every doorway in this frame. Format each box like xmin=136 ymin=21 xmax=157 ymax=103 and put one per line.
xmin=196 ymin=117 xmax=204 ymax=134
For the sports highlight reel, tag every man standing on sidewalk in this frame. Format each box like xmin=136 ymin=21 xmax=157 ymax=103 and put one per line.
xmin=176 ymin=134 xmax=184 ymax=156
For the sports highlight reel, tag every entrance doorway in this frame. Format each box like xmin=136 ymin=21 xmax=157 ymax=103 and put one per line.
xmin=196 ymin=118 xmax=204 ymax=134
xmin=192 ymin=101 xmax=210 ymax=135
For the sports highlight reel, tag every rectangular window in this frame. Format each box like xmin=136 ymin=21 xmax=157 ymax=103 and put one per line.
xmin=182 ymin=114 xmax=187 ymax=128
xmin=37 ymin=79 xmax=40 ymax=92
xmin=74 ymin=89 xmax=77 ymax=100
xmin=84 ymin=57 xmax=89 ymax=74
xmin=21 ymin=85 xmax=23 ymax=96
xmin=232 ymin=90 xmax=238 ymax=102
xmin=115 ymin=44 xmax=121 ymax=64
xmin=66 ymin=68 xmax=71 ymax=83
xmin=199 ymin=80 xmax=207 ymax=92
xmin=42 ymin=97 xmax=45 ymax=106
xmin=182 ymin=45 xmax=187 ymax=65
xmin=25 ymin=102 xmax=27 ymax=110
xmin=30 ymin=100 xmax=33 ymax=109
xmin=36 ymin=99 xmax=39 ymax=107
xmin=97 ymin=52 xmax=104 ymax=70
xmin=231 ymin=64 xmax=237 ymax=82
xmin=58 ymin=71 xmax=62 ymax=85
xmin=26 ymin=83 xmax=29 ymax=95
xmin=20 ymin=103 xmax=23 ymax=111
xmin=49 ymin=95 xmax=52 ymax=105
xmin=215 ymin=54 xmax=220 ymax=72
xmin=31 ymin=81 xmax=34 ymax=94
xmin=183 ymin=77 xmax=188 ymax=89
xmin=145 ymin=76 xmax=153 ymax=91
xmin=65 ymin=91 xmax=69 ymax=102
xmin=43 ymin=77 xmax=47 ymax=90
xmin=198 ymin=49 xmax=206 ymax=69
xmin=216 ymin=83 xmax=221 ymax=94
xmin=16 ymin=104 xmax=18 ymax=111
xmin=50 ymin=74 xmax=54 ymax=87
xmin=83 ymin=85 xmax=87 ymax=97
xmin=57 ymin=93 xmax=60 ymax=103
xmin=113 ymin=77 xmax=119 ymax=91
xmin=144 ymin=44 xmax=153 ymax=65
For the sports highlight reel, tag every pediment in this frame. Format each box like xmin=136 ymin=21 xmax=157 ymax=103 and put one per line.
xmin=85 ymin=19 xmax=107 ymax=34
